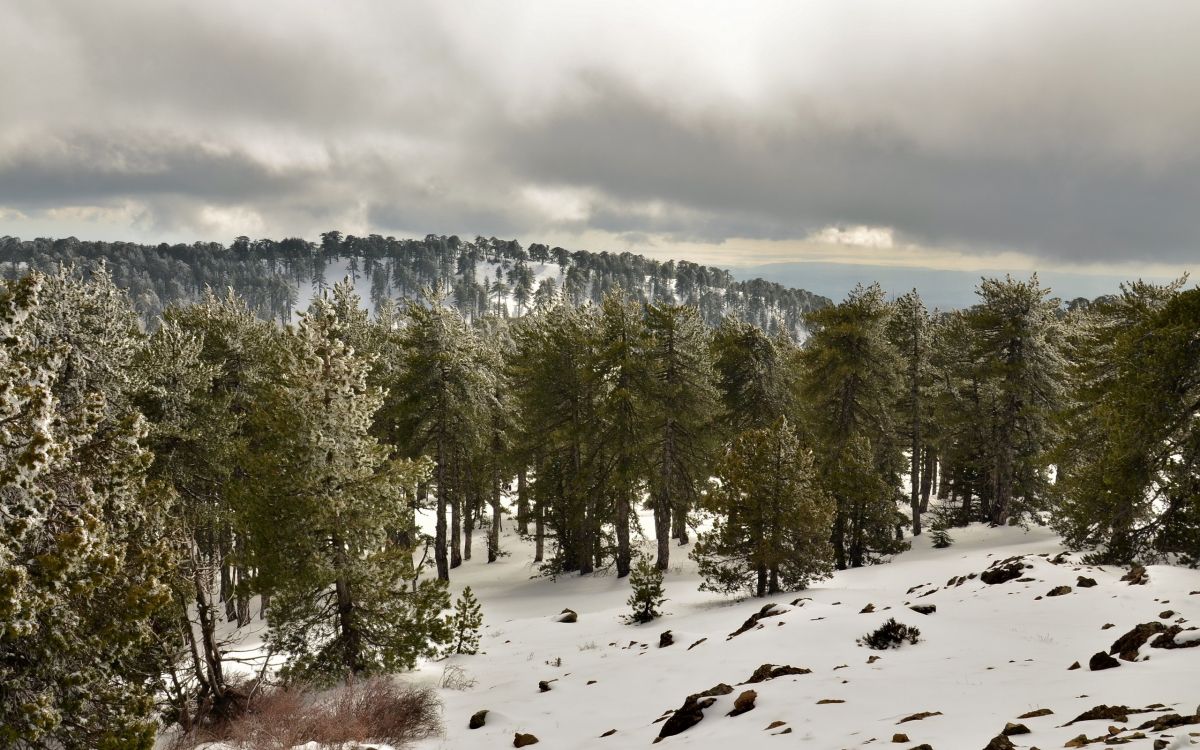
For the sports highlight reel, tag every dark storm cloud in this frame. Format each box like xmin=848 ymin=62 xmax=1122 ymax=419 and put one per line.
xmin=2 ymin=0 xmax=1199 ymax=268
xmin=495 ymin=82 xmax=1200 ymax=263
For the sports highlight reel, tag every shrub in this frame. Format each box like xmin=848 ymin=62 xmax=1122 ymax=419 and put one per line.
xmin=859 ymin=618 xmax=921 ymax=650
xmin=183 ymin=678 xmax=442 ymax=749
xmin=449 ymin=586 xmax=483 ymax=655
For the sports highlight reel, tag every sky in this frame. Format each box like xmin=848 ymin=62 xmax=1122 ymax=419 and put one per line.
xmin=1 ymin=1 xmax=1197 ymax=303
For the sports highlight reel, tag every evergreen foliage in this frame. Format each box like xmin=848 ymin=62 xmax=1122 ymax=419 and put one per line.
xmin=692 ymin=418 xmax=835 ymax=596
xmin=859 ymin=618 xmax=922 ymax=649
xmin=625 ymin=557 xmax=668 ymax=624
xmin=449 ymin=586 xmax=484 ymax=655
xmin=0 ymin=270 xmax=173 ymax=749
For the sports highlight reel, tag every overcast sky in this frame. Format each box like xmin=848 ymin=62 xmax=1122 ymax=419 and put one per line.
xmin=2 ymin=0 xmax=1198 ymax=283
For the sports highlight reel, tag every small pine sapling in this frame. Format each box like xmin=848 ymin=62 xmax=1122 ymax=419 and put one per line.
xmin=625 ymin=557 xmax=667 ymax=624
xmin=450 ymin=587 xmax=483 ymax=655
xmin=929 ymin=525 xmax=954 ymax=549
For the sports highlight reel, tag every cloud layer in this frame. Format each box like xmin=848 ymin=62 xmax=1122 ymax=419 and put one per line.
xmin=2 ymin=0 xmax=1199 ymax=272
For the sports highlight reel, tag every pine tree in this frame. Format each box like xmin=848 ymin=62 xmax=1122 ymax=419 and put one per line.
xmin=801 ymin=284 xmax=909 ymax=569
xmin=692 ymin=418 xmax=835 ymax=596
xmin=449 ymin=586 xmax=484 ymax=655
xmin=625 ymin=557 xmax=667 ymax=624
xmin=245 ymin=297 xmax=450 ymax=683
xmin=391 ymin=287 xmax=494 ymax=580
xmin=644 ymin=303 xmax=718 ymax=570
xmin=888 ymin=290 xmax=931 ymax=535
xmin=966 ymin=275 xmax=1066 ymax=524
xmin=1052 ymin=279 xmax=1200 ymax=564
xmin=1 ymin=271 xmax=173 ymax=749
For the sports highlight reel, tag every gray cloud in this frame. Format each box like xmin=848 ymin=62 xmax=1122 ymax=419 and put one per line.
xmin=1 ymin=0 xmax=1199 ymax=268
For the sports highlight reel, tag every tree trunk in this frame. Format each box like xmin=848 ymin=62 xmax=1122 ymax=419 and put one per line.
xmin=672 ymin=499 xmax=689 ymax=545
xmin=516 ymin=468 xmax=529 ymax=536
xmin=451 ymin=461 xmax=463 ymax=569
xmin=756 ymin=565 xmax=768 ymax=597
xmin=435 ymin=440 xmax=449 ymax=580
xmin=832 ymin=506 xmax=847 ymax=570
xmin=488 ymin=467 xmax=501 ymax=564
xmin=616 ymin=490 xmax=631 ymax=578
xmin=919 ymin=446 xmax=935 ymax=512
xmin=534 ymin=494 xmax=544 ymax=563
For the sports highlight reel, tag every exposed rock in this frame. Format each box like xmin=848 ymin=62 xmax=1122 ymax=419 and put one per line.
xmin=1068 ymin=660 xmax=1081 ymax=670
xmin=1076 ymin=576 xmax=1098 ymax=588
xmin=728 ymin=603 xmax=788 ymax=638
xmin=892 ymin=732 xmax=910 ymax=742
xmin=727 ymin=690 xmax=757 ymax=717
xmin=816 ymin=698 xmax=844 ymax=704
xmin=908 ymin=604 xmax=936 ymax=615
xmin=909 ymin=746 xmax=934 ymax=750
xmin=1088 ymin=651 xmax=1121 ymax=670
xmin=982 ymin=734 xmax=1016 ymax=750
xmin=1046 ymin=585 xmax=1072 ymax=597
xmin=1001 ymin=722 xmax=1030 ymax=735
xmin=600 ymin=729 xmax=616 ymax=737
xmin=659 ymin=630 xmax=674 ymax=648
xmin=1101 ymin=623 xmax=1115 ymax=630
xmin=898 ymin=711 xmax=943 ymax=724
xmin=555 ymin=608 xmax=578 ymax=623
xmin=742 ymin=663 xmax=811 ymax=684
xmin=765 ymin=720 xmax=787 ymax=730
xmin=1158 ymin=609 xmax=1175 ymax=619
xmin=1066 ymin=704 xmax=1133 ymax=725
xmin=513 ymin=732 xmax=540 ymax=747
xmin=469 ymin=709 xmax=488 ymax=729
xmin=1149 ymin=624 xmax=1200 ymax=650
xmin=860 ymin=603 xmax=876 ymax=613
xmin=1134 ymin=712 xmax=1200 ymax=731
xmin=867 ymin=655 xmax=882 ymax=664
xmin=1017 ymin=708 xmax=1053 ymax=718
xmin=687 ymin=638 xmax=707 ymax=650
xmin=1119 ymin=565 xmax=1148 ymax=585
xmin=1108 ymin=622 xmax=1167 ymax=660
xmin=980 ymin=558 xmax=1025 ymax=585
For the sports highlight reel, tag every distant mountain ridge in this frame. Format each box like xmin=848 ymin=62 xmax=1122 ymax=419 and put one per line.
xmin=0 ymin=233 xmax=831 ymax=335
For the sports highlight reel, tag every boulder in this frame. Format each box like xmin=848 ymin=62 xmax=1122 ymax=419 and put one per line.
xmin=727 ymin=690 xmax=757 ymax=717
xmin=555 ymin=608 xmax=578 ymax=623
xmin=1046 ymin=585 xmax=1072 ymax=597
xmin=980 ymin=560 xmax=1024 ymax=585
xmin=1108 ymin=622 xmax=1167 ymax=660
xmin=908 ymin=604 xmax=936 ymax=615
xmin=1076 ymin=576 xmax=1098 ymax=588
xmin=743 ymin=663 xmax=811 ymax=684
xmin=891 ymin=732 xmax=909 ymax=742
xmin=659 ymin=630 xmax=674 ymax=648
xmin=514 ymin=732 xmax=540 ymax=747
xmin=982 ymin=734 xmax=1016 ymax=750
xmin=468 ymin=709 xmax=488 ymax=729
xmin=728 ymin=603 xmax=788 ymax=638
xmin=1001 ymin=722 xmax=1030 ymax=735
xmin=1088 ymin=651 xmax=1121 ymax=670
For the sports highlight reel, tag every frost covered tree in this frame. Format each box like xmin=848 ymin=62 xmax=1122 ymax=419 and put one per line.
xmin=449 ymin=586 xmax=484 ymax=655
xmin=245 ymin=298 xmax=449 ymax=683
xmin=133 ymin=290 xmax=279 ymax=726
xmin=692 ymin=419 xmax=835 ymax=596
xmin=1 ymin=271 xmax=173 ymax=749
xmin=644 ymin=302 xmax=718 ymax=570
xmin=801 ymin=284 xmax=908 ymax=569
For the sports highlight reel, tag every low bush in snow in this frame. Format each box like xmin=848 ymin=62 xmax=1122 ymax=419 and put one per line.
xmin=859 ymin=618 xmax=922 ymax=650
xmin=178 ymin=677 xmax=441 ymax=749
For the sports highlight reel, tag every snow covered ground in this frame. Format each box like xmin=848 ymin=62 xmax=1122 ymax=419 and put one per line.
xmin=417 ymin=514 xmax=1200 ymax=749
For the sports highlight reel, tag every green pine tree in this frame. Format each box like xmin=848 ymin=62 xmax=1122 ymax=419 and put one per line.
xmin=450 ymin=586 xmax=484 ymax=655
xmin=625 ymin=557 xmax=667 ymax=624
xmin=692 ymin=418 xmax=835 ymax=596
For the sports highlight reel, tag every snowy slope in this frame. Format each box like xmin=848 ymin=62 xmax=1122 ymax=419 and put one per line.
xmin=419 ymin=516 xmax=1200 ymax=749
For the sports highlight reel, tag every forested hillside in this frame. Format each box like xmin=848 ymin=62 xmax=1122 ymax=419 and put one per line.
xmin=2 ymin=262 xmax=1198 ymax=749
xmin=0 ymin=233 xmax=829 ymax=335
